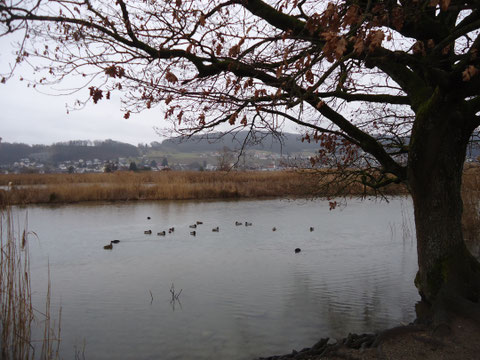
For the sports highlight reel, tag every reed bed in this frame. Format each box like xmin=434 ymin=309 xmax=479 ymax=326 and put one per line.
xmin=0 ymin=207 xmax=61 ymax=359
xmin=0 ymin=170 xmax=407 ymax=205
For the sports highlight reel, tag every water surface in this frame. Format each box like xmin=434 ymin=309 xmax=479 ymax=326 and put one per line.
xmin=16 ymin=197 xmax=419 ymax=359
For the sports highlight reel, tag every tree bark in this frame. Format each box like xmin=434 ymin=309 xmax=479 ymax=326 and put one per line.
xmin=408 ymin=101 xmax=480 ymax=308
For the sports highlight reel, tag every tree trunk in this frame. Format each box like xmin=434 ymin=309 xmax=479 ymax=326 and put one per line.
xmin=408 ymin=103 xmax=480 ymax=309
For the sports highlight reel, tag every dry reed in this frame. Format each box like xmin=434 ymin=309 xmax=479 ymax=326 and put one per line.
xmin=0 ymin=207 xmax=61 ymax=359
xmin=0 ymin=170 xmax=408 ymax=205
xmin=0 ymin=171 xmax=308 ymax=204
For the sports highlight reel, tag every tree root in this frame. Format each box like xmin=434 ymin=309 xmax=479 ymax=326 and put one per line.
xmin=423 ymin=284 xmax=480 ymax=337
xmin=255 ymin=291 xmax=480 ymax=360
xmin=255 ymin=333 xmax=378 ymax=360
xmin=443 ymin=293 xmax=480 ymax=323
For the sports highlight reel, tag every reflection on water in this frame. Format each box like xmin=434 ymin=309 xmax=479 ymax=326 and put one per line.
xmin=15 ymin=198 xmax=419 ymax=360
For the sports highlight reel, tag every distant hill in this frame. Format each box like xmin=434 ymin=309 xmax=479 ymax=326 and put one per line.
xmin=0 ymin=132 xmax=320 ymax=165
xmin=49 ymin=140 xmax=139 ymax=162
xmin=155 ymin=131 xmax=319 ymax=154
xmin=2 ymin=131 xmax=479 ymax=167
xmin=0 ymin=139 xmax=139 ymax=165
xmin=0 ymin=143 xmax=50 ymax=165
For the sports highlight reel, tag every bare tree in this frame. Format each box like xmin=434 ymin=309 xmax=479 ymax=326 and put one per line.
xmin=2 ymin=0 xmax=480 ymax=324
xmin=217 ymin=146 xmax=234 ymax=171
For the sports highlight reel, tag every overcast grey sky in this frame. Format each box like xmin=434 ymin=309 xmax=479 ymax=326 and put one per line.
xmin=0 ymin=77 xmax=166 ymax=145
xmin=0 ymin=32 xmax=299 ymax=146
xmin=0 ymin=32 xmax=168 ymax=146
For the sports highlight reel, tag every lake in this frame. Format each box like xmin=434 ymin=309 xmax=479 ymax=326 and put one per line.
xmin=13 ymin=197 xmax=419 ymax=359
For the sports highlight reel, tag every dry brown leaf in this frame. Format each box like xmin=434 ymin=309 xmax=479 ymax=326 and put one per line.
xmin=343 ymin=5 xmax=360 ymax=27
xmin=276 ymin=65 xmax=283 ymax=78
xmin=412 ymin=41 xmax=426 ymax=55
xmin=229 ymin=112 xmax=238 ymax=125
xmin=353 ymin=37 xmax=364 ymax=55
xmin=367 ymin=30 xmax=384 ymax=52
xmin=335 ymin=37 xmax=347 ymax=59
xmin=306 ymin=69 xmax=314 ymax=84
xmin=462 ymin=65 xmax=479 ymax=82
xmin=165 ymin=71 xmax=178 ymax=84
xmin=440 ymin=0 xmax=451 ymax=11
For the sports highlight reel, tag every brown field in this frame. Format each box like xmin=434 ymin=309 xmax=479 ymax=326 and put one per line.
xmin=0 ymin=170 xmax=406 ymax=206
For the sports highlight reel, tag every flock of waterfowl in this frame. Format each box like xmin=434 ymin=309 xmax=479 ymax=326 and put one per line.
xmin=103 ymin=217 xmax=314 ymax=253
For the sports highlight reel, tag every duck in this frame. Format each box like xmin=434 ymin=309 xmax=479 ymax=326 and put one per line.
xmin=295 ymin=248 xmax=301 ymax=253
xmin=111 ymin=240 xmax=120 ymax=244
xmin=245 ymin=222 xmax=252 ymax=226
xmin=196 ymin=221 xmax=203 ymax=225
xmin=168 ymin=227 xmax=175 ymax=233
xmin=272 ymin=227 xmax=276 ymax=231
xmin=157 ymin=231 xmax=166 ymax=236
xmin=147 ymin=216 xmax=151 ymax=220
xmin=190 ymin=231 xmax=196 ymax=236
xmin=235 ymin=221 xmax=242 ymax=226
xmin=189 ymin=224 xmax=197 ymax=229
xmin=212 ymin=227 xmax=219 ymax=232
xmin=310 ymin=227 xmax=314 ymax=232
xmin=103 ymin=242 xmax=113 ymax=250
xmin=144 ymin=230 xmax=152 ymax=235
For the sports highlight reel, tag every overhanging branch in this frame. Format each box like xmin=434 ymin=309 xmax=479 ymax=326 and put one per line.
xmin=317 ymin=90 xmax=411 ymax=105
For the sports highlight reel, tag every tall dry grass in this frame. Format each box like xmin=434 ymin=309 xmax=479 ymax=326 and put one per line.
xmin=0 ymin=207 xmax=61 ymax=360
xmin=0 ymin=170 xmax=407 ymax=205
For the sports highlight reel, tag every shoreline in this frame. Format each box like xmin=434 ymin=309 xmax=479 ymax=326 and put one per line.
xmin=256 ymin=314 xmax=480 ymax=359
xmin=0 ymin=170 xmax=407 ymax=206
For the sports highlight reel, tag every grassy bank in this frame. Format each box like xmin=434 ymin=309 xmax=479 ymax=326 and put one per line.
xmin=0 ymin=170 xmax=406 ymax=205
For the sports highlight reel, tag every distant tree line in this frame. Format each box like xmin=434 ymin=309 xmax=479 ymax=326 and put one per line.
xmin=50 ymin=139 xmax=138 ymax=162
xmin=0 ymin=143 xmax=49 ymax=165
xmin=0 ymin=131 xmax=322 ymax=166
xmin=0 ymin=139 xmax=139 ymax=165
xmin=2 ymin=133 xmax=480 ymax=167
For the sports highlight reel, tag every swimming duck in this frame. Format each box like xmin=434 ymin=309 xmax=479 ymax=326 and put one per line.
xmin=169 ymin=227 xmax=175 ymax=233
xmin=235 ymin=221 xmax=242 ymax=226
xmin=103 ymin=243 xmax=113 ymax=250
xmin=310 ymin=227 xmax=314 ymax=232
xmin=147 ymin=216 xmax=151 ymax=220
xmin=196 ymin=221 xmax=203 ymax=225
xmin=189 ymin=224 xmax=197 ymax=229
xmin=157 ymin=231 xmax=166 ymax=236
xmin=190 ymin=231 xmax=196 ymax=236
xmin=272 ymin=227 xmax=276 ymax=231
xmin=144 ymin=230 xmax=152 ymax=235
xmin=111 ymin=240 xmax=120 ymax=244
xmin=245 ymin=222 xmax=252 ymax=226
xmin=212 ymin=227 xmax=219 ymax=232
xmin=295 ymin=248 xmax=301 ymax=253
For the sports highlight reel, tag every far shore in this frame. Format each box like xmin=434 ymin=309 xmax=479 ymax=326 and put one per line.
xmin=0 ymin=170 xmax=407 ymax=206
